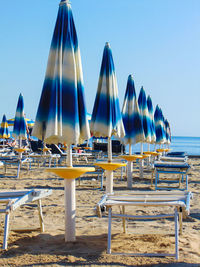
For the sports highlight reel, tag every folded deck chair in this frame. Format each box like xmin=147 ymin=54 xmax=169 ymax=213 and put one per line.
xmin=0 ymin=156 xmax=32 ymax=178
xmin=96 ymin=190 xmax=193 ymax=260
xmin=167 ymin=152 xmax=186 ymax=157
xmin=159 ymin=156 xmax=188 ymax=162
xmin=152 ymin=161 xmax=191 ymax=190
xmin=0 ymin=189 xmax=52 ymax=249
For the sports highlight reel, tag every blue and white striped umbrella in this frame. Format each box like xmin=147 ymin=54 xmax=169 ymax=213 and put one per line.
xmin=164 ymin=119 xmax=171 ymax=145
xmin=138 ymin=87 xmax=151 ymax=143
xmin=0 ymin=114 xmax=10 ymax=139
xmin=122 ymin=75 xmax=144 ymax=145
xmin=154 ymin=105 xmax=166 ymax=144
xmin=147 ymin=95 xmax=156 ymax=144
xmin=90 ymin=42 xmax=124 ymax=139
xmin=160 ymin=108 xmax=167 ymax=144
xmin=32 ymin=0 xmax=91 ymax=243
xmin=32 ymin=0 xmax=90 ymax=145
xmin=12 ymin=93 xmax=27 ymax=140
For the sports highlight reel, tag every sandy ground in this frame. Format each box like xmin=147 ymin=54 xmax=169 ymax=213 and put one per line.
xmin=0 ymin=156 xmax=200 ymax=266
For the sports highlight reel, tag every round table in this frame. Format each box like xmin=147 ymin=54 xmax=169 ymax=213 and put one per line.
xmin=95 ymin=162 xmax=126 ymax=194
xmin=46 ymin=166 xmax=95 ymax=242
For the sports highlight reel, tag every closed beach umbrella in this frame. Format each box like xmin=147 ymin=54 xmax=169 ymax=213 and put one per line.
xmin=90 ymin=42 xmax=124 ymax=154
xmin=122 ymin=75 xmax=144 ymax=146
xmin=122 ymin=75 xmax=144 ymax=188
xmin=0 ymin=114 xmax=10 ymax=140
xmin=164 ymin=119 xmax=171 ymax=146
xmin=32 ymin=2 xmax=89 ymax=146
xmin=13 ymin=93 xmax=27 ymax=144
xmin=138 ymin=87 xmax=152 ymax=178
xmin=32 ymin=0 xmax=90 ymax=242
xmin=138 ymin=87 xmax=152 ymax=145
xmin=147 ymin=95 xmax=156 ymax=145
xmin=90 ymin=42 xmax=125 ymax=193
xmin=154 ymin=105 xmax=166 ymax=145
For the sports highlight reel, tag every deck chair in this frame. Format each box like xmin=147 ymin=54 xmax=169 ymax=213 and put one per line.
xmin=0 ymin=189 xmax=52 ymax=249
xmin=152 ymin=161 xmax=190 ymax=190
xmin=96 ymin=190 xmax=193 ymax=260
xmin=0 ymin=156 xmax=32 ymax=178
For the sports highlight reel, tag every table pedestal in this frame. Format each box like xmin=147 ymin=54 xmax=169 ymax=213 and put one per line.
xmin=95 ymin=162 xmax=127 ymax=194
xmin=46 ymin=166 xmax=95 ymax=242
xmin=105 ymin=170 xmax=113 ymax=194
xmin=120 ymin=155 xmax=143 ymax=189
xmin=64 ymin=178 xmax=76 ymax=241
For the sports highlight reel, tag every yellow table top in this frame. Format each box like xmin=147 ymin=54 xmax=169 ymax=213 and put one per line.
xmin=143 ymin=151 xmax=161 ymax=156
xmin=141 ymin=154 xmax=151 ymax=159
xmin=120 ymin=155 xmax=143 ymax=161
xmin=45 ymin=167 xmax=95 ymax=179
xmin=156 ymin=148 xmax=171 ymax=153
xmin=39 ymin=147 xmax=51 ymax=152
xmin=95 ymin=162 xmax=126 ymax=171
xmin=13 ymin=148 xmax=27 ymax=153
xmin=83 ymin=147 xmax=92 ymax=150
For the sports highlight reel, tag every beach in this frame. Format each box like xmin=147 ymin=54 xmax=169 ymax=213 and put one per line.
xmin=0 ymin=157 xmax=200 ymax=266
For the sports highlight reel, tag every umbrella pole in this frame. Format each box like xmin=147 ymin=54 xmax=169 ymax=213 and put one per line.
xmin=139 ymin=143 xmax=143 ymax=178
xmin=64 ymin=144 xmax=76 ymax=242
xmin=106 ymin=137 xmax=113 ymax=194
xmin=127 ymin=144 xmax=132 ymax=189
xmin=18 ymin=137 xmax=22 ymax=159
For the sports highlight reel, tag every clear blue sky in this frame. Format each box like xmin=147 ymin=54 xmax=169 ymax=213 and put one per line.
xmin=0 ymin=0 xmax=200 ymax=136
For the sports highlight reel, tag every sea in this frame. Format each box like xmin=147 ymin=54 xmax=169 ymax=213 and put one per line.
xmin=124 ymin=136 xmax=200 ymax=156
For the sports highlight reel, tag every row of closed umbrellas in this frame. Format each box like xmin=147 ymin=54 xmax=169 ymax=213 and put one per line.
xmin=0 ymin=0 xmax=171 ymax=243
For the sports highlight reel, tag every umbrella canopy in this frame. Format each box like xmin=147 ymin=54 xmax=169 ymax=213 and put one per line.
xmin=138 ymin=87 xmax=151 ymax=143
xmin=147 ymin=95 xmax=156 ymax=144
xmin=122 ymin=75 xmax=144 ymax=145
xmin=0 ymin=114 xmax=10 ymax=139
xmin=154 ymin=105 xmax=166 ymax=144
xmin=90 ymin=42 xmax=125 ymax=195
xmin=12 ymin=93 xmax=27 ymax=140
xmin=164 ymin=119 xmax=171 ymax=145
xmin=32 ymin=0 xmax=90 ymax=145
xmin=7 ymin=118 xmax=34 ymax=127
xmin=90 ymin=42 xmax=124 ymax=140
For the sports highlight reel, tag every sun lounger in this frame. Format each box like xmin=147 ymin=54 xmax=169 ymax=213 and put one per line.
xmin=96 ymin=191 xmax=193 ymax=259
xmin=167 ymin=152 xmax=186 ymax=157
xmin=159 ymin=156 xmax=188 ymax=162
xmin=152 ymin=161 xmax=190 ymax=190
xmin=28 ymin=153 xmax=60 ymax=168
xmin=0 ymin=189 xmax=52 ymax=250
xmin=0 ymin=156 xmax=32 ymax=178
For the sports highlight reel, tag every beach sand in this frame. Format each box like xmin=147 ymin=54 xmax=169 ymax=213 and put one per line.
xmin=0 ymin=157 xmax=200 ymax=266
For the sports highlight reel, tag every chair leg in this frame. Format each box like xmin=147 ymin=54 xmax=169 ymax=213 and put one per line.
xmin=3 ymin=212 xmax=10 ymax=250
xmin=107 ymin=207 xmax=112 ymax=254
xmin=17 ymin=161 xmax=21 ymax=178
xmin=174 ymin=207 xmax=179 ymax=260
xmin=37 ymin=199 xmax=44 ymax=232
xmin=179 ymin=208 xmax=183 ymax=235
xmin=122 ymin=206 xmax=126 ymax=233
